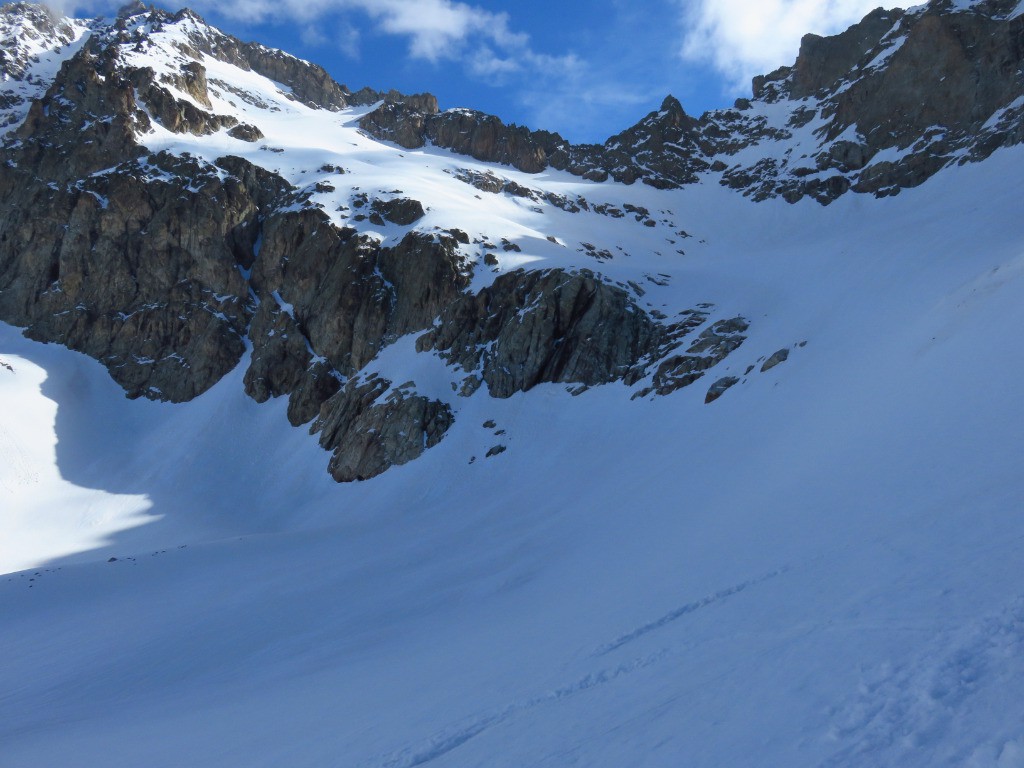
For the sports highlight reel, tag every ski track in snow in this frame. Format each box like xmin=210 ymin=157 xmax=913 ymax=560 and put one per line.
xmin=377 ymin=651 xmax=670 ymax=768
xmin=594 ymin=566 xmax=790 ymax=657
xmin=375 ymin=565 xmax=791 ymax=767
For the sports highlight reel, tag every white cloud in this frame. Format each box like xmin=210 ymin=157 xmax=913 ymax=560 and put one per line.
xmin=199 ymin=0 xmax=557 ymax=69
xmin=679 ymin=0 xmax=920 ymax=93
xmin=199 ymin=0 xmax=583 ymax=123
xmin=334 ymin=21 xmax=362 ymax=60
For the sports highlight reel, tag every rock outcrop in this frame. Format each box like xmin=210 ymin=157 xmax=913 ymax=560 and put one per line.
xmin=417 ymin=269 xmax=664 ymax=397
xmin=761 ymin=348 xmax=790 ymax=372
xmin=705 ymin=376 xmax=740 ymax=404
xmin=369 ymin=197 xmax=425 ymax=226
xmin=251 ymin=220 xmax=470 ymax=381
xmin=0 ymin=100 xmax=263 ymax=399
xmin=643 ymin=318 xmax=749 ymax=397
xmin=313 ymin=376 xmax=454 ymax=482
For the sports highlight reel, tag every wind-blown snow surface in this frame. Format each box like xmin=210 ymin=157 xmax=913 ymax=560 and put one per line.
xmin=4 ymin=142 xmax=1024 ymax=766
xmin=4 ymin=9 xmax=1024 ymax=763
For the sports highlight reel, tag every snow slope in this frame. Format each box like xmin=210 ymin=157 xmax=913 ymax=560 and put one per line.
xmin=3 ymin=6 xmax=1024 ymax=767
xmin=3 ymin=135 xmax=1024 ymax=766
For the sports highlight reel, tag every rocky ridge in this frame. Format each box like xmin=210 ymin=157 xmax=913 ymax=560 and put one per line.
xmin=359 ymin=0 xmax=1024 ymax=203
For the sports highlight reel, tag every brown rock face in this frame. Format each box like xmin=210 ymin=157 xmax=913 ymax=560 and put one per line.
xmin=357 ymin=100 xmax=434 ymax=149
xmin=705 ymin=376 xmax=740 ymax=404
xmin=243 ymin=300 xmax=316 ymax=405
xmin=0 ymin=150 xmax=266 ymax=400
xmin=592 ymin=96 xmax=710 ymax=187
xmin=369 ymin=197 xmax=425 ymax=226
xmin=788 ymin=8 xmax=905 ymax=99
xmin=751 ymin=1 xmax=1024 ymax=202
xmin=830 ymin=11 xmax=1024 ymax=148
xmin=425 ymin=110 xmax=554 ymax=174
xmin=133 ymin=66 xmax=239 ymax=135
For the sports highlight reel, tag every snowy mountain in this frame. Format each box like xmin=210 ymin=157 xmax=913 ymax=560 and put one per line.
xmin=2 ymin=2 xmax=1024 ymax=766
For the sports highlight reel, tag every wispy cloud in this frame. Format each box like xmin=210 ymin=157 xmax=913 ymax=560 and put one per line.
xmin=196 ymin=0 xmax=575 ymax=73
xmin=679 ymin=0 xmax=919 ymax=93
xmin=199 ymin=0 xmax=587 ymax=124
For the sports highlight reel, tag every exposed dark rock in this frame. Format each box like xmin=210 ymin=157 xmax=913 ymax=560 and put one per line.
xmin=166 ymin=61 xmax=212 ymax=108
xmin=0 ymin=147 xmax=266 ymax=400
xmin=454 ymin=168 xmax=539 ymax=199
xmin=761 ymin=348 xmax=790 ymax=372
xmin=357 ymin=97 xmax=438 ymax=149
xmin=243 ymin=300 xmax=311 ymax=405
xmin=251 ymin=217 xmax=470 ymax=377
xmin=458 ymin=374 xmax=482 ymax=397
xmin=592 ymin=95 xmax=710 ymax=187
xmin=705 ymin=376 xmax=740 ymax=404
xmin=357 ymin=3 xmax=1024 ymax=203
xmin=418 ymin=269 xmax=663 ymax=398
xmin=645 ymin=317 xmax=749 ymax=397
xmin=652 ymin=355 xmax=715 ymax=395
xmin=228 ymin=122 xmax=264 ymax=142
xmin=425 ymin=109 xmax=555 ymax=173
xmin=0 ymin=4 xmax=79 ymax=84
xmin=165 ymin=8 xmax=355 ymax=111
xmin=370 ymin=197 xmax=425 ymax=225
xmin=313 ymin=376 xmax=454 ymax=482
xmin=789 ymin=8 xmax=905 ymax=99
xmin=359 ymin=93 xmax=709 ymax=188
xmin=828 ymin=10 xmax=1024 ymax=149
xmin=285 ymin=361 xmax=341 ymax=426
xmin=687 ymin=317 xmax=749 ymax=356
xmin=132 ymin=66 xmax=238 ymax=135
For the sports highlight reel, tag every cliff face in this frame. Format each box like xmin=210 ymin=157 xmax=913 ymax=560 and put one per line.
xmin=0 ymin=0 xmax=1019 ymax=482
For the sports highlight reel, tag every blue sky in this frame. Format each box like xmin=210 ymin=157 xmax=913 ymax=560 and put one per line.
xmin=66 ymin=0 xmax=918 ymax=143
